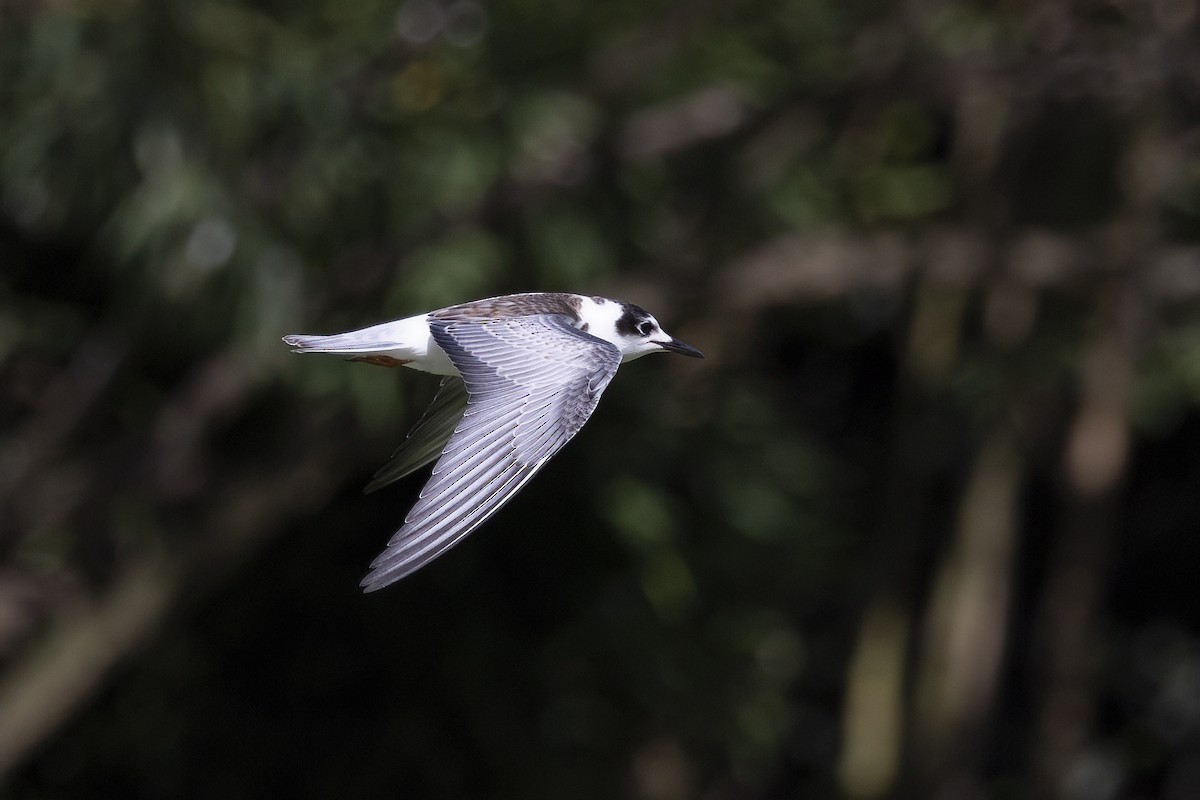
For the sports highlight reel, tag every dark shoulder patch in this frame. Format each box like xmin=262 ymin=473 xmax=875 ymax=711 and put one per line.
xmin=616 ymin=302 xmax=650 ymax=337
xmin=433 ymin=292 xmax=582 ymax=321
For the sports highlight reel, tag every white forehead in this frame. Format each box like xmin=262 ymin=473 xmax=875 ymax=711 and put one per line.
xmin=576 ymin=295 xmax=662 ymax=351
xmin=577 ymin=296 xmax=627 ymax=336
xmin=574 ymin=295 xmax=671 ymax=362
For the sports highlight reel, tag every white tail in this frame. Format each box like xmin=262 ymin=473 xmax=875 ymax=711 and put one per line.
xmin=283 ymin=313 xmax=456 ymax=375
xmin=282 ymin=331 xmax=405 ymax=353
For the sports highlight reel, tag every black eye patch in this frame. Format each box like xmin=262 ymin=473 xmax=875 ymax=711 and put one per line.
xmin=617 ymin=303 xmax=652 ymax=337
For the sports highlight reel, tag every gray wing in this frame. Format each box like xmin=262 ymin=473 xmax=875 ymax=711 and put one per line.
xmin=363 ymin=376 xmax=469 ymax=494
xmin=360 ymin=314 xmax=621 ymax=592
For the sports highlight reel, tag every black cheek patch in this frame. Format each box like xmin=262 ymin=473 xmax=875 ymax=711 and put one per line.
xmin=616 ymin=303 xmax=650 ymax=337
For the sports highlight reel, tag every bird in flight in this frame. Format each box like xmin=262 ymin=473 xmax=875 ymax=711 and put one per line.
xmin=284 ymin=292 xmax=703 ymax=591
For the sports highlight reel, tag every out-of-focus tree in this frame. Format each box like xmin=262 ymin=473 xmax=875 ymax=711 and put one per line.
xmin=3 ymin=0 xmax=1200 ymax=798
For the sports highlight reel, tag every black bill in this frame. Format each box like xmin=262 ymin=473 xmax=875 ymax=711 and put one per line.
xmin=659 ymin=338 xmax=704 ymax=358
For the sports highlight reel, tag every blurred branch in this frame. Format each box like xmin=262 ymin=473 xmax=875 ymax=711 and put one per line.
xmin=1032 ymin=282 xmax=1139 ymax=797
xmin=1029 ymin=113 xmax=1166 ymax=795
xmin=0 ymin=352 xmax=356 ymax=780
xmin=589 ymin=0 xmax=727 ymax=96
xmin=715 ymin=230 xmax=1200 ymax=313
xmin=839 ymin=599 xmax=909 ymax=799
xmin=618 ymin=86 xmax=753 ymax=161
xmin=0 ymin=330 xmax=126 ymax=555
xmin=913 ymin=428 xmax=1022 ymax=790
xmin=0 ymin=426 xmax=351 ymax=779
xmin=833 ymin=264 xmax=975 ymax=799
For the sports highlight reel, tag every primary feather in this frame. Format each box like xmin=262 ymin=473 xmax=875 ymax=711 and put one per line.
xmin=359 ymin=315 xmax=620 ymax=591
xmin=283 ymin=292 xmax=702 ymax=591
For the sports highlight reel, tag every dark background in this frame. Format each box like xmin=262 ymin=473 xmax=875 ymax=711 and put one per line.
xmin=3 ymin=0 xmax=1200 ymax=798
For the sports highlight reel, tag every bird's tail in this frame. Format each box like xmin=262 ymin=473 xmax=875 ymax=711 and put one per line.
xmin=282 ymin=331 xmax=405 ymax=353
xmin=282 ymin=314 xmax=428 ymax=354
xmin=283 ymin=315 xmax=433 ymax=368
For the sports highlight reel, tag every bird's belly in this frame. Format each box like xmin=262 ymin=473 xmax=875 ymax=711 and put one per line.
xmin=404 ymin=337 xmax=458 ymax=376
xmin=364 ymin=314 xmax=457 ymax=376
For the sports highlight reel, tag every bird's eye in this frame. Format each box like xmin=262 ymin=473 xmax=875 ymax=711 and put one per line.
xmin=637 ymin=321 xmax=656 ymax=337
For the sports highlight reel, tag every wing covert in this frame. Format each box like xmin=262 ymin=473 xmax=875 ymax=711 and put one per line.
xmin=363 ymin=376 xmax=469 ymax=494
xmin=360 ymin=314 xmax=620 ymax=591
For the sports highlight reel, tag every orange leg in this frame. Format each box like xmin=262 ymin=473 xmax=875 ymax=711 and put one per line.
xmin=347 ymin=355 xmax=412 ymax=368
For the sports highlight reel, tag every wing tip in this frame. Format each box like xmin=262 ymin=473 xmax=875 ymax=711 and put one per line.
xmin=359 ymin=575 xmax=387 ymax=593
xmin=360 ymin=547 xmax=423 ymax=592
xmin=360 ymin=564 xmax=406 ymax=593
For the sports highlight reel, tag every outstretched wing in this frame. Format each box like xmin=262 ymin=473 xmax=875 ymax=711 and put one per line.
xmin=363 ymin=376 xmax=469 ymax=494
xmin=360 ymin=314 xmax=621 ymax=591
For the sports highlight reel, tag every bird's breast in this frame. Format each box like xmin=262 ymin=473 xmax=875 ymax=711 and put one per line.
xmin=408 ymin=338 xmax=457 ymax=375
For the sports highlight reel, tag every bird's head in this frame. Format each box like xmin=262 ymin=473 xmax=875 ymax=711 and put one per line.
xmin=578 ymin=296 xmax=704 ymax=362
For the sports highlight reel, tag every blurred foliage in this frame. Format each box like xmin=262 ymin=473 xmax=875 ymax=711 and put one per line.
xmin=3 ymin=0 xmax=1200 ymax=799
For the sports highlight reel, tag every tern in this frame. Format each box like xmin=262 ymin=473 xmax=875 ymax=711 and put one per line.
xmin=284 ymin=292 xmax=703 ymax=591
